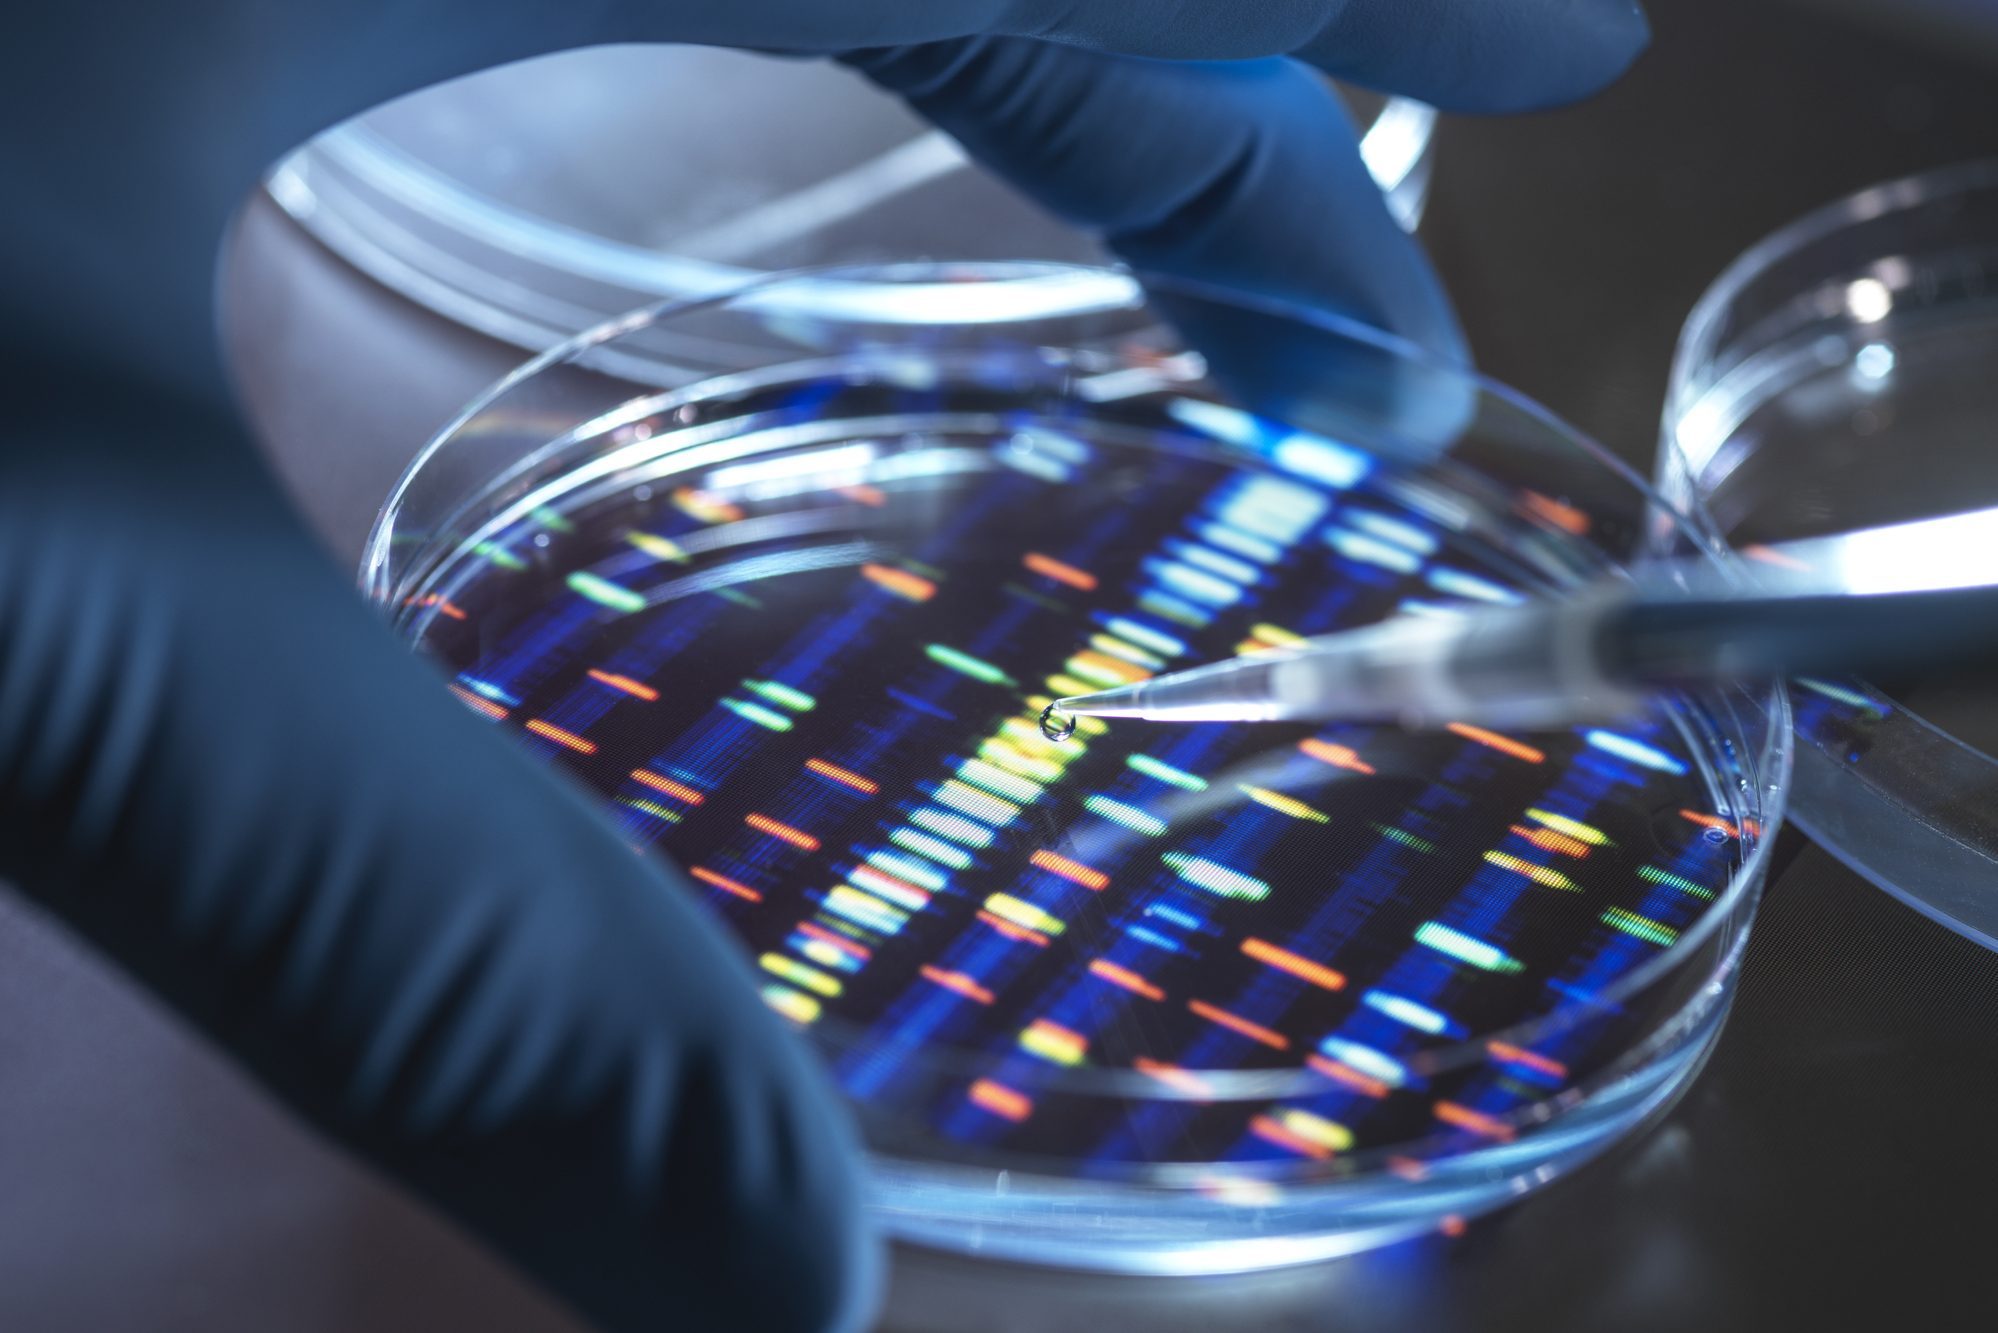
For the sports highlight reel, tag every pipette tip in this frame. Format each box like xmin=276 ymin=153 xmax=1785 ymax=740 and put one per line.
xmin=1051 ymin=684 xmax=1148 ymax=720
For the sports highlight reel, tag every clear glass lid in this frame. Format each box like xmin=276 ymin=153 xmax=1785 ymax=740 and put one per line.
xmin=268 ymin=46 xmax=1437 ymax=350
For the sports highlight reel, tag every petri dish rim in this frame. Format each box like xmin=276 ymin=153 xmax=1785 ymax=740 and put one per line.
xmin=1670 ymin=156 xmax=1998 ymax=418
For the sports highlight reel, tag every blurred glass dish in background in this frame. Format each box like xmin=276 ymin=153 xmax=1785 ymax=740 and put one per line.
xmin=1661 ymin=159 xmax=1998 ymax=950
xmin=369 ymin=263 xmax=1787 ymax=1273
xmin=265 ymin=46 xmax=1435 ymax=350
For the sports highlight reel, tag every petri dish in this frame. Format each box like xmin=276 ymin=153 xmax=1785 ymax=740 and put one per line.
xmin=368 ymin=262 xmax=1788 ymax=1273
xmin=1662 ymin=159 xmax=1998 ymax=950
xmin=266 ymin=45 xmax=1436 ymax=351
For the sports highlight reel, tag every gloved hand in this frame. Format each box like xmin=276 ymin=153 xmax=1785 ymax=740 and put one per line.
xmin=1 ymin=4 xmax=1647 ymax=1330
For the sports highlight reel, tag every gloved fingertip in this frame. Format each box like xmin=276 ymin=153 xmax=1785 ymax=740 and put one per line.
xmin=1512 ymin=0 xmax=1651 ymax=111
xmin=1571 ymin=0 xmax=1653 ymax=95
xmin=1307 ymin=0 xmax=1650 ymax=115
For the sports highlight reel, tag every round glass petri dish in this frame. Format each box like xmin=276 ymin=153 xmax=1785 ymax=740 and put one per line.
xmin=267 ymin=45 xmax=1435 ymax=351
xmin=368 ymin=262 xmax=1788 ymax=1273
xmin=1662 ymin=159 xmax=1998 ymax=950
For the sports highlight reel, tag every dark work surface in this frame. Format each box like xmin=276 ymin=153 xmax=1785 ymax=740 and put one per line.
xmin=4 ymin=0 xmax=1998 ymax=1329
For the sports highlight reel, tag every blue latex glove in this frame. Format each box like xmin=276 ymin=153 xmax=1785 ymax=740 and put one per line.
xmin=1 ymin=5 xmax=1646 ymax=1330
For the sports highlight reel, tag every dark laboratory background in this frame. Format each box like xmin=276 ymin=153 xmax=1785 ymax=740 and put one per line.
xmin=5 ymin=0 xmax=1998 ymax=1329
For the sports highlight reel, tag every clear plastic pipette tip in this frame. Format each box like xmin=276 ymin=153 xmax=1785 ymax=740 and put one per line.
xmin=1051 ymin=684 xmax=1148 ymax=719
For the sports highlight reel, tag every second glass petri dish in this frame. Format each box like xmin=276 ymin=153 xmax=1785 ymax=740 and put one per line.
xmin=1662 ymin=159 xmax=1998 ymax=949
xmin=267 ymin=45 xmax=1436 ymax=351
xmin=369 ymin=264 xmax=1788 ymax=1273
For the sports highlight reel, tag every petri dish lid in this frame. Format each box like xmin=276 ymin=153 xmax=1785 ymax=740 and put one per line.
xmin=265 ymin=45 xmax=1436 ymax=351
xmin=1662 ymin=158 xmax=1998 ymax=948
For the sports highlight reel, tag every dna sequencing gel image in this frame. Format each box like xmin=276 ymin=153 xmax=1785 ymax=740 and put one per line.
xmin=402 ymin=371 xmax=1748 ymax=1178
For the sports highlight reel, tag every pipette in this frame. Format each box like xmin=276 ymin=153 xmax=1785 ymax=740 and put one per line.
xmin=1051 ymin=506 xmax=1998 ymax=733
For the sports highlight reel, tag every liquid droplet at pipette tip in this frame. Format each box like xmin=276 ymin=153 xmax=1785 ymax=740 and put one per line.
xmin=1040 ymin=702 xmax=1078 ymax=742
